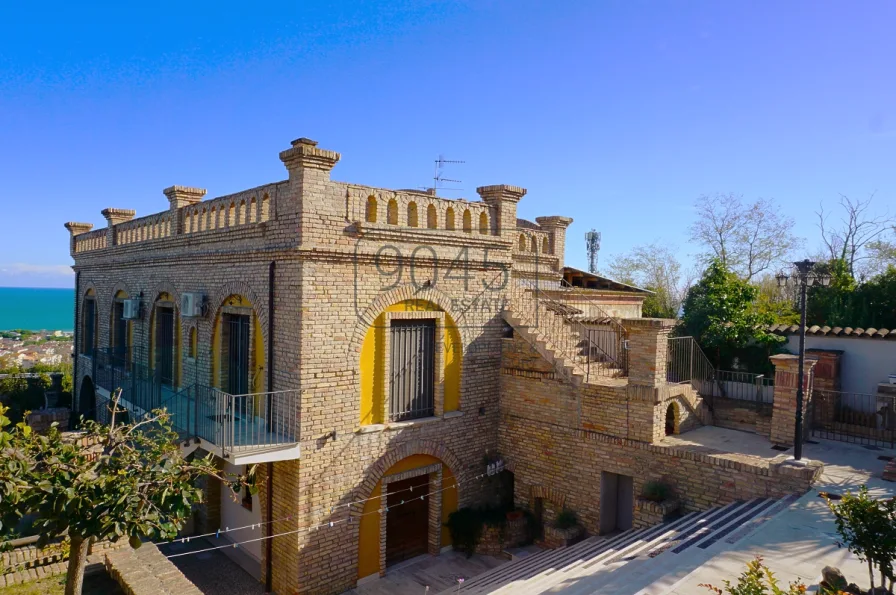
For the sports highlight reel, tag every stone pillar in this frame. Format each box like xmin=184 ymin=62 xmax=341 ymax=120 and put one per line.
xmin=769 ymin=354 xmax=818 ymax=447
xmin=63 ymin=222 xmax=93 ymax=256
xmin=163 ymin=186 xmax=207 ymax=235
xmin=622 ymin=318 xmax=676 ymax=388
xmin=279 ymin=137 xmax=341 ymax=220
xmin=622 ymin=318 xmax=677 ymax=443
xmin=535 ymin=216 xmax=573 ymax=267
xmin=477 ymin=184 xmax=527 ymax=242
xmin=101 ymin=208 xmax=136 ymax=246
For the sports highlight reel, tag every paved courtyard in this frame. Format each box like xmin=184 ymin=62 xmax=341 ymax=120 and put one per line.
xmin=351 ymin=550 xmax=508 ymax=595
xmin=642 ymin=436 xmax=895 ymax=594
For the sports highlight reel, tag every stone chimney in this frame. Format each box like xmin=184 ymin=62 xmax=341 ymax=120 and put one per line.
xmin=477 ymin=185 xmax=527 ymax=242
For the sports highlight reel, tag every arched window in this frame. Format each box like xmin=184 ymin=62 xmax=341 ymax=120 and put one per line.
xmin=366 ymin=196 xmax=377 ymax=223
xmin=427 ymin=205 xmax=437 ymax=229
xmin=261 ymin=193 xmax=271 ymax=222
xmin=110 ymin=290 xmax=131 ymax=363
xmin=462 ymin=210 xmax=472 ymax=233
xmin=407 ymin=202 xmax=418 ymax=227
xmin=542 ymin=236 xmax=550 ymax=254
xmin=238 ymin=200 xmax=247 ymax=225
xmin=445 ymin=207 xmax=455 ymax=230
xmin=479 ymin=212 xmax=489 ymax=234
xmin=387 ymin=199 xmax=398 ymax=225
xmin=212 ymin=294 xmax=264 ymax=395
xmin=81 ymin=290 xmax=97 ymax=357
xmin=519 ymin=234 xmax=527 ymax=251
xmin=248 ymin=197 xmax=257 ymax=223
xmin=150 ymin=292 xmax=179 ymax=388
xmin=530 ymin=237 xmax=538 ymax=252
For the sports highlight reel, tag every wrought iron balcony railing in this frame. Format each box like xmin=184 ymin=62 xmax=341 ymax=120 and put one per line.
xmin=91 ymin=349 xmax=299 ymax=460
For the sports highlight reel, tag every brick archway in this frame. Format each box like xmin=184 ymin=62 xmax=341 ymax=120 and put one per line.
xmin=347 ymin=283 xmax=470 ymax=362
xmin=352 ymin=439 xmax=465 ymax=579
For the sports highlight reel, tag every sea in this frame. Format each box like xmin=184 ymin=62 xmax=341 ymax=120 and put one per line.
xmin=0 ymin=287 xmax=74 ymax=332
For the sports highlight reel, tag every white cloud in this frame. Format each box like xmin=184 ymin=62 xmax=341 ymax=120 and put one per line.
xmin=0 ymin=263 xmax=73 ymax=276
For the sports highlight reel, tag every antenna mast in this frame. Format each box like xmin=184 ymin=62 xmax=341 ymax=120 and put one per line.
xmin=586 ymin=229 xmax=602 ymax=274
xmin=432 ymin=155 xmax=465 ymax=195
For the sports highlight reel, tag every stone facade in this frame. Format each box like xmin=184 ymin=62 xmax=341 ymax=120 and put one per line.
xmin=769 ymin=355 xmax=818 ymax=447
xmin=64 ymin=136 xmax=823 ymax=594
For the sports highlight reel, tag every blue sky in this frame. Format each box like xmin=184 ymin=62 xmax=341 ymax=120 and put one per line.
xmin=1 ymin=1 xmax=894 ymax=287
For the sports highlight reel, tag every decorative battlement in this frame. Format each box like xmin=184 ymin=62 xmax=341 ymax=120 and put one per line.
xmin=63 ymin=136 xmax=569 ymax=266
xmin=163 ymin=186 xmax=207 ymax=210
xmin=280 ymin=137 xmax=341 ymax=173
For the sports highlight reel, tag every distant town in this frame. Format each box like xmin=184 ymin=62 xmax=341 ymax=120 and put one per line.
xmin=0 ymin=329 xmax=73 ymax=369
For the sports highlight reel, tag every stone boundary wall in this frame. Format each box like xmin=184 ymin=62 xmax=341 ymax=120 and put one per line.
xmin=105 ymin=543 xmax=202 ymax=595
xmin=25 ymin=408 xmax=71 ymax=433
xmin=1 ymin=539 xmax=125 ymax=588
xmin=499 ymin=413 xmax=821 ymax=537
xmin=712 ymin=396 xmax=773 ymax=436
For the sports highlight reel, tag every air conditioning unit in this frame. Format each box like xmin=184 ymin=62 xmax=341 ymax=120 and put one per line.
xmin=181 ymin=292 xmax=206 ymax=318
xmin=122 ymin=299 xmax=142 ymax=320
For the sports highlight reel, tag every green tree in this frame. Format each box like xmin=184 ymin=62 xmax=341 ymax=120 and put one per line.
xmin=0 ymin=392 xmax=252 ymax=595
xmin=824 ymin=486 xmax=896 ymax=591
xmin=681 ymin=259 xmax=783 ymax=368
xmin=608 ymin=242 xmax=688 ymax=318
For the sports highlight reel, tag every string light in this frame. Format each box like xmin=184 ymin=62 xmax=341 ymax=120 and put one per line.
xmin=162 ymin=471 xmax=484 ymax=545
xmin=164 ymin=473 xmax=488 ymax=559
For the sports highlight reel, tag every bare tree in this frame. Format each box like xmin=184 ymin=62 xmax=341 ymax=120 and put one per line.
xmin=608 ymin=242 xmax=688 ymax=317
xmin=817 ymin=194 xmax=896 ymax=278
xmin=690 ymin=193 xmax=801 ymax=281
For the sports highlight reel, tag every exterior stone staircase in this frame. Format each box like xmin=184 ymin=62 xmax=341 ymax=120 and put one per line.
xmin=504 ymin=281 xmax=627 ymax=386
xmin=442 ymin=494 xmax=799 ymax=594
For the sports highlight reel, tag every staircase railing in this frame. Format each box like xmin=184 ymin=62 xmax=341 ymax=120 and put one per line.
xmin=666 ymin=336 xmax=718 ymax=410
xmin=507 ymin=277 xmax=629 ymax=382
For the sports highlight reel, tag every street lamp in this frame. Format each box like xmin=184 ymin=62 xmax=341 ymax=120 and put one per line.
xmin=776 ymin=259 xmax=831 ymax=460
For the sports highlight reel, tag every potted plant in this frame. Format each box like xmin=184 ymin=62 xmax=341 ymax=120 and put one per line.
xmin=636 ymin=481 xmax=680 ymax=527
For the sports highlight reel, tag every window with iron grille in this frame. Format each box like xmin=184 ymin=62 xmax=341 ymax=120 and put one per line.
xmin=82 ymin=298 xmax=96 ymax=357
xmin=154 ymin=306 xmax=175 ymax=387
xmin=112 ymin=301 xmax=129 ymax=364
xmin=389 ymin=319 xmax=435 ymax=422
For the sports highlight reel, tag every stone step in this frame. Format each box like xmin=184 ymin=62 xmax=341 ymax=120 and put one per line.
xmin=445 ymin=496 xmax=797 ymax=595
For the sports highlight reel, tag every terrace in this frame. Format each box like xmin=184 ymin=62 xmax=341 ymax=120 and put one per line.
xmin=89 ymin=349 xmax=300 ymax=464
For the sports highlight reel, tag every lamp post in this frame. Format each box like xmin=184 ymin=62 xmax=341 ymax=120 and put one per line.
xmin=776 ymin=260 xmax=831 ymax=460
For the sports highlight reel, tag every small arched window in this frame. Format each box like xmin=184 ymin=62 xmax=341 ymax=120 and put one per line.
xmin=366 ymin=196 xmax=377 ymax=223
xmin=530 ymin=237 xmax=538 ymax=253
xmin=542 ymin=236 xmax=550 ymax=254
xmin=462 ymin=210 xmax=472 ymax=233
xmin=407 ymin=202 xmax=418 ymax=227
xmin=445 ymin=207 xmax=455 ymax=230
xmin=519 ymin=234 xmax=527 ymax=251
xmin=479 ymin=212 xmax=489 ymax=234
xmin=665 ymin=403 xmax=679 ymax=436
xmin=387 ymin=199 xmax=398 ymax=225
xmin=427 ymin=205 xmax=438 ymax=229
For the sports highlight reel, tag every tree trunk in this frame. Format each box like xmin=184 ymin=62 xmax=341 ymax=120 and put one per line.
xmin=65 ymin=535 xmax=89 ymax=595
xmin=868 ymin=558 xmax=875 ymax=589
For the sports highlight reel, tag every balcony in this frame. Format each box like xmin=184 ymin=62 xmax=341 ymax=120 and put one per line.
xmin=92 ymin=349 xmax=300 ymax=464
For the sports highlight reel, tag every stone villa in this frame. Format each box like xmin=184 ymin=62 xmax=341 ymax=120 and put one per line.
xmin=64 ymin=137 xmax=822 ymax=594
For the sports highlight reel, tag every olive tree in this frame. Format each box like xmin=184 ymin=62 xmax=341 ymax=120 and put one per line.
xmin=0 ymin=391 xmax=253 ymax=595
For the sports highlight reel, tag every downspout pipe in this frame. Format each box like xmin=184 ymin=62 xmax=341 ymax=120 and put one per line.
xmin=265 ymin=260 xmax=275 ymax=593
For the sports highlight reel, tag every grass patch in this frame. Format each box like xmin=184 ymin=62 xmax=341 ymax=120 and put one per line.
xmin=0 ymin=571 xmax=124 ymax=595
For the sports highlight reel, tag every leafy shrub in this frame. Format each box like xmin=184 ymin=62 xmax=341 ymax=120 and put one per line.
xmin=699 ymin=557 xmax=807 ymax=594
xmin=445 ymin=506 xmax=508 ymax=558
xmin=555 ymin=509 xmax=577 ymax=530
xmin=641 ymin=480 xmax=672 ymax=503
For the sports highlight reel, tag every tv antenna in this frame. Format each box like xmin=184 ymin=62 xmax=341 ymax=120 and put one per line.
xmin=586 ymin=229 xmax=602 ymax=274
xmin=432 ymin=154 xmax=464 ymax=194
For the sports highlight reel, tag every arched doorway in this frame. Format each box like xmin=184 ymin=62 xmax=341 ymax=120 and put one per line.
xmin=357 ymin=453 xmax=459 ymax=580
xmin=665 ymin=402 xmax=679 ymax=436
xmin=78 ymin=376 xmax=96 ymax=422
